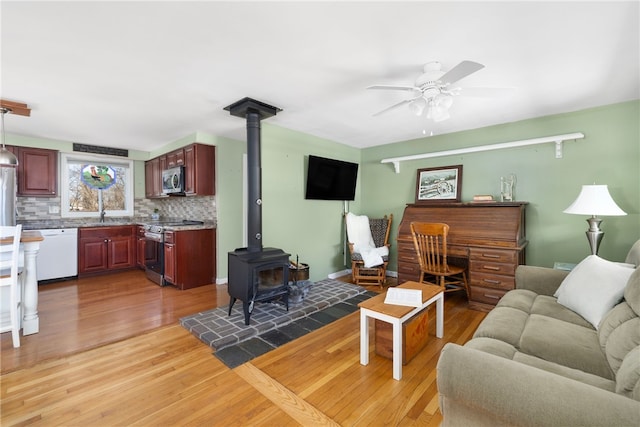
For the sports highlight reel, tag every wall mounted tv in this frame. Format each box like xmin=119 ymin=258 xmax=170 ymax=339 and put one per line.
xmin=305 ymin=155 xmax=358 ymax=201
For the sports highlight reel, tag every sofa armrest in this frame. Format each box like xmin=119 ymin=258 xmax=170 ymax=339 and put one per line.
xmin=515 ymin=265 xmax=569 ymax=296
xmin=437 ymin=343 xmax=640 ymax=427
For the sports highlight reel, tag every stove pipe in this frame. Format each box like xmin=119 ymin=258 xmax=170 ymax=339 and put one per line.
xmin=224 ymin=97 xmax=282 ymax=252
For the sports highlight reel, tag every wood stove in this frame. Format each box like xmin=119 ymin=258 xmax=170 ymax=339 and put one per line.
xmin=225 ymin=97 xmax=290 ymax=325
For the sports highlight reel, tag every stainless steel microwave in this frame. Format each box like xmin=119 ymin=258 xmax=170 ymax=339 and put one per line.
xmin=162 ymin=166 xmax=185 ymax=194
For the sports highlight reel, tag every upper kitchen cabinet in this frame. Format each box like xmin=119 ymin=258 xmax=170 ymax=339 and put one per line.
xmin=144 ymin=157 xmax=164 ymax=198
xmin=144 ymin=143 xmax=215 ymax=198
xmin=7 ymin=146 xmax=58 ymax=196
xmin=166 ymin=148 xmax=184 ymax=168
xmin=184 ymin=143 xmax=215 ymax=196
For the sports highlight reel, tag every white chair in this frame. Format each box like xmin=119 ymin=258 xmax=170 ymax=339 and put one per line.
xmin=0 ymin=225 xmax=23 ymax=348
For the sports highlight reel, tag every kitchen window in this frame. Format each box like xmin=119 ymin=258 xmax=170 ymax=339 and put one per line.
xmin=60 ymin=152 xmax=134 ymax=218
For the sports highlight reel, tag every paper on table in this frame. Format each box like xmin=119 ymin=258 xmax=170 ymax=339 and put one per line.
xmin=384 ymin=288 xmax=422 ymax=307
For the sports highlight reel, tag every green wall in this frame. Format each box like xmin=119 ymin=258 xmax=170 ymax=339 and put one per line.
xmin=360 ymin=100 xmax=639 ymax=269
xmin=7 ymin=100 xmax=639 ymax=282
xmin=260 ymin=123 xmax=361 ymax=280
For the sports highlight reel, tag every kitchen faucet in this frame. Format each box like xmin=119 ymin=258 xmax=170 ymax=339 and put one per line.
xmin=100 ymin=209 xmax=106 ymax=223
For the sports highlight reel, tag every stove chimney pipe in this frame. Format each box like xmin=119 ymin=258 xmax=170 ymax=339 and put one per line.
xmin=224 ymin=97 xmax=282 ymax=252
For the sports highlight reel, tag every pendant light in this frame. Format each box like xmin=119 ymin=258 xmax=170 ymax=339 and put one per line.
xmin=0 ymin=107 xmax=19 ymax=166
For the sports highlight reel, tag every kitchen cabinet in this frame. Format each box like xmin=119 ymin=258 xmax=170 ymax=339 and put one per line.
xmin=183 ymin=143 xmax=215 ymax=195
xmin=163 ymin=228 xmax=215 ymax=290
xmin=144 ymin=157 xmax=166 ymax=198
xmin=7 ymin=145 xmax=58 ymax=196
xmin=144 ymin=143 xmax=215 ymax=198
xmin=136 ymin=225 xmax=157 ymax=269
xmin=78 ymin=226 xmax=136 ymax=276
xmin=166 ymin=148 xmax=184 ymax=168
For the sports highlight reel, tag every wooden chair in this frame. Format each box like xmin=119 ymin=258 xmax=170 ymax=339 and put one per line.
xmin=347 ymin=214 xmax=393 ymax=289
xmin=410 ymin=222 xmax=469 ymax=297
xmin=0 ymin=224 xmax=23 ymax=348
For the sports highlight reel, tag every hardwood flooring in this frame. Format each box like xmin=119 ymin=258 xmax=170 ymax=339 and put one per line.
xmin=1 ymin=270 xmax=486 ymax=426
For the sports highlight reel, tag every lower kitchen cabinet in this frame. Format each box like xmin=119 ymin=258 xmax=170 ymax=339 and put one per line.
xmin=79 ymin=226 xmax=136 ymax=276
xmin=163 ymin=228 xmax=215 ymax=290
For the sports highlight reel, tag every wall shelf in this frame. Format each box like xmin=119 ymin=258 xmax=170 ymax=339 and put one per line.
xmin=381 ymin=132 xmax=585 ymax=173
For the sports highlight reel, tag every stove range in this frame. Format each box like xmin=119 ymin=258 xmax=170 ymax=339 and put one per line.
xmin=143 ymin=219 xmax=205 ymax=286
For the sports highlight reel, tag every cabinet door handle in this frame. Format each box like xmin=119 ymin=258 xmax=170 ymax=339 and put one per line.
xmin=482 ymin=254 xmax=500 ymax=259
xmin=483 ymin=279 xmax=501 ymax=284
xmin=483 ymin=293 xmax=501 ymax=300
xmin=104 ymin=239 xmax=108 ymax=243
xmin=482 ymin=265 xmax=501 ymax=271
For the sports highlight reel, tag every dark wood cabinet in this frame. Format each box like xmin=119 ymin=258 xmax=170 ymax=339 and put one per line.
xmin=144 ymin=143 xmax=215 ymax=198
xmin=166 ymin=149 xmax=184 ymax=168
xmin=144 ymin=158 xmax=165 ymax=198
xmin=163 ymin=228 xmax=215 ymax=290
xmin=397 ymin=202 xmax=528 ymax=311
xmin=79 ymin=226 xmax=136 ymax=277
xmin=136 ymin=226 xmax=149 ymax=269
xmin=7 ymin=146 xmax=58 ymax=196
xmin=183 ymin=143 xmax=215 ymax=195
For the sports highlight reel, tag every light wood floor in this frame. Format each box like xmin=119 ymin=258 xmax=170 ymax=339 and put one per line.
xmin=1 ymin=270 xmax=486 ymax=426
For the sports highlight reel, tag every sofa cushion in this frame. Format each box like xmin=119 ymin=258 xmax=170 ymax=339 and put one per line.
xmin=466 ymin=337 xmax=617 ymax=392
xmin=624 ymin=267 xmax=640 ymax=316
xmin=512 ymin=352 xmax=617 ymax=393
xmin=529 ymin=295 xmax=593 ymax=328
xmin=519 ymin=314 xmax=614 ymax=379
xmin=616 ymin=346 xmax=640 ymax=400
xmin=625 ymin=239 xmax=640 ymax=267
xmin=599 ymin=301 xmax=640 ymax=374
xmin=495 ymin=288 xmax=536 ymax=312
xmin=472 ymin=306 xmax=530 ymax=348
xmin=554 ymin=255 xmax=634 ymax=329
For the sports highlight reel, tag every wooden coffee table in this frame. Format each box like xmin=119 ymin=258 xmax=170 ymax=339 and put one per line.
xmin=358 ymin=281 xmax=444 ymax=380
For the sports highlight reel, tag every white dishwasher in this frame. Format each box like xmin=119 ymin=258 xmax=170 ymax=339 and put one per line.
xmin=35 ymin=228 xmax=78 ymax=281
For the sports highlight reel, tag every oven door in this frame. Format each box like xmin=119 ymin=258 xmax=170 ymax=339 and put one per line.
xmin=144 ymin=232 xmax=165 ymax=286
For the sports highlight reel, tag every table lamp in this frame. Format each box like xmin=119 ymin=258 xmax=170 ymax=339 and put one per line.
xmin=563 ymin=184 xmax=626 ymax=255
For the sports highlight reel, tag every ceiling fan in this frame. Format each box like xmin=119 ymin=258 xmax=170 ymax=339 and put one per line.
xmin=367 ymin=60 xmax=511 ymax=122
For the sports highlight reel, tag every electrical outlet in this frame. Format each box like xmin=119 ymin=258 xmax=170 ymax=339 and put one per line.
xmin=48 ymin=205 xmax=60 ymax=214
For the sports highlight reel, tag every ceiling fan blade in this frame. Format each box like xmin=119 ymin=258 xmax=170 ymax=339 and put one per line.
xmin=439 ymin=61 xmax=485 ymax=85
xmin=372 ymin=99 xmax=413 ymax=116
xmin=367 ymin=84 xmax=417 ymax=92
xmin=458 ymin=87 xmax=516 ymax=97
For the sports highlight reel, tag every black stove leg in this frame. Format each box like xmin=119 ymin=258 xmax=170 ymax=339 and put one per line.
xmin=228 ymin=297 xmax=236 ymax=316
xmin=242 ymin=301 xmax=251 ymax=325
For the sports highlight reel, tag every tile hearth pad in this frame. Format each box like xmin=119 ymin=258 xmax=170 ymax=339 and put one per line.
xmin=180 ymin=279 xmax=375 ymax=366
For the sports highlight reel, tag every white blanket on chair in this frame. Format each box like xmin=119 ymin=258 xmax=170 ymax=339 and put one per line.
xmin=346 ymin=212 xmax=389 ymax=268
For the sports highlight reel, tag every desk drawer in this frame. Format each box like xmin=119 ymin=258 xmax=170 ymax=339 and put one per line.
xmin=470 ymin=271 xmax=515 ymax=290
xmin=469 ymin=285 xmax=508 ymax=305
xmin=469 ymin=260 xmax=516 ymax=276
xmin=469 ymin=248 xmax=517 ymax=263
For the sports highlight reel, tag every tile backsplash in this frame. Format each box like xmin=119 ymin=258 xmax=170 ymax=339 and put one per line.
xmin=17 ymin=196 xmax=216 ymax=222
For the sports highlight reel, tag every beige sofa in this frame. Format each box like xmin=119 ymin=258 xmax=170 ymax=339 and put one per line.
xmin=437 ymin=241 xmax=640 ymax=426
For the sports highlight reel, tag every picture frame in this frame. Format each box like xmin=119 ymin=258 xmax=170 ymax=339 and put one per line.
xmin=415 ymin=165 xmax=462 ymax=203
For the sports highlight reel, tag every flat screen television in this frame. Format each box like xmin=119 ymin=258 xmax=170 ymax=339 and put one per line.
xmin=305 ymin=155 xmax=358 ymax=201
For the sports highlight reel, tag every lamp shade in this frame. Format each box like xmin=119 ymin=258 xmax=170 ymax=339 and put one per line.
xmin=563 ymin=185 xmax=627 ymax=216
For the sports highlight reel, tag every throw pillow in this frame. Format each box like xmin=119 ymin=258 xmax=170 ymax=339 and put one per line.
xmin=554 ymin=255 xmax=635 ymax=329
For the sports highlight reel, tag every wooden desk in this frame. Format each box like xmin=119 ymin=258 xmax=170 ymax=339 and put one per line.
xmin=1 ymin=230 xmax=43 ymax=335
xmin=397 ymin=202 xmax=528 ymax=311
xmin=359 ymin=281 xmax=444 ymax=380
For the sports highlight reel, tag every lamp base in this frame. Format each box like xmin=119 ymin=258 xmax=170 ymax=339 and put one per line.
xmin=585 ymin=216 xmax=604 ymax=256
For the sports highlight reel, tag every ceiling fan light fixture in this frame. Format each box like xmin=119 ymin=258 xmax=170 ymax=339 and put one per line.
xmin=409 ymin=98 xmax=426 ymax=116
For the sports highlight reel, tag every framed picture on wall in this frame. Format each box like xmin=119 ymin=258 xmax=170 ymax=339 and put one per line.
xmin=415 ymin=165 xmax=462 ymax=203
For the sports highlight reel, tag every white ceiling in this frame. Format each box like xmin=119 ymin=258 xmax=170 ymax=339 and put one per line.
xmin=1 ymin=1 xmax=638 ymax=152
